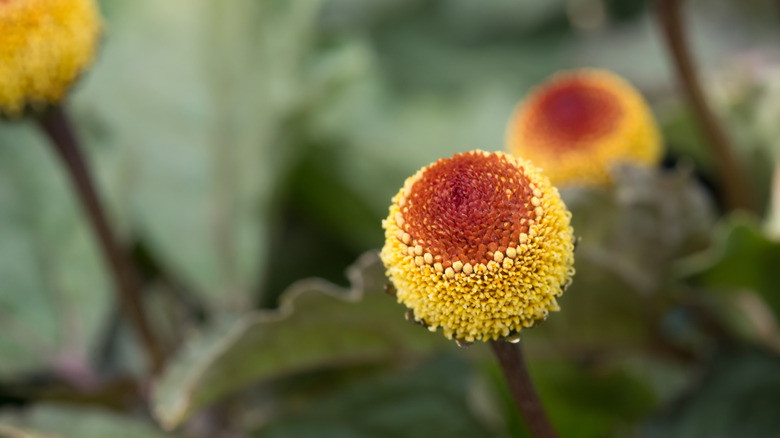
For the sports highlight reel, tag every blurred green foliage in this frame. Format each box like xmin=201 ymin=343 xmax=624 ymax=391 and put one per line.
xmin=0 ymin=123 xmax=111 ymax=377
xmin=644 ymin=347 xmax=780 ymax=438
xmin=0 ymin=403 xmax=171 ymax=438
xmin=2 ymin=0 xmax=780 ymax=437
xmin=152 ymin=253 xmax=449 ymax=430
xmin=256 ymin=355 xmax=495 ymax=438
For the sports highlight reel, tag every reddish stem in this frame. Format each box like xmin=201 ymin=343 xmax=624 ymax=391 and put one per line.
xmin=655 ymin=0 xmax=754 ymax=212
xmin=38 ymin=106 xmax=165 ymax=375
xmin=490 ymin=339 xmax=558 ymax=438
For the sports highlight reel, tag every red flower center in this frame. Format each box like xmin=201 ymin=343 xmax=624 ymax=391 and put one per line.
xmin=529 ymin=79 xmax=623 ymax=149
xmin=402 ymin=153 xmax=535 ymax=268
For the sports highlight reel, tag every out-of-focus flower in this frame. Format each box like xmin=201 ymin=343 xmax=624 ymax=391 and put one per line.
xmin=506 ymin=69 xmax=662 ymax=186
xmin=381 ymin=151 xmax=575 ymax=343
xmin=0 ymin=0 xmax=101 ymax=117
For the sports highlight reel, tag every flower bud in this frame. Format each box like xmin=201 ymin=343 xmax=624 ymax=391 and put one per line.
xmin=0 ymin=0 xmax=102 ymax=117
xmin=381 ymin=151 xmax=575 ymax=343
xmin=506 ymin=69 xmax=662 ymax=186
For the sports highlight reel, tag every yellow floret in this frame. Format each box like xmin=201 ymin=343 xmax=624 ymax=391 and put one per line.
xmin=0 ymin=0 xmax=102 ymax=117
xmin=380 ymin=151 xmax=575 ymax=343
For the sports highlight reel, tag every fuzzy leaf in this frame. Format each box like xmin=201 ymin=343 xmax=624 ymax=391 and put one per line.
xmin=151 ymin=252 xmax=447 ymax=430
xmin=0 ymin=404 xmax=172 ymax=438
xmin=73 ymin=0 xmax=331 ymax=308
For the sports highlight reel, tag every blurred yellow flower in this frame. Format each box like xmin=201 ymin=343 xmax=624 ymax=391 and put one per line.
xmin=381 ymin=151 xmax=575 ymax=343
xmin=506 ymin=69 xmax=662 ymax=186
xmin=0 ymin=0 xmax=101 ymax=117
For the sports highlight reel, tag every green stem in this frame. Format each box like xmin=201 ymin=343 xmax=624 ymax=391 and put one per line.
xmin=38 ymin=106 xmax=165 ymax=375
xmin=490 ymin=339 xmax=558 ymax=438
xmin=655 ymin=0 xmax=754 ymax=212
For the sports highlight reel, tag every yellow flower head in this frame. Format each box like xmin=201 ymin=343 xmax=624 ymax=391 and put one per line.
xmin=381 ymin=151 xmax=575 ymax=343
xmin=506 ymin=69 xmax=662 ymax=186
xmin=0 ymin=0 xmax=102 ymax=117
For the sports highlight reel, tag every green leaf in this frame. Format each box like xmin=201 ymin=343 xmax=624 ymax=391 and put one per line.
xmin=526 ymin=165 xmax=716 ymax=352
xmin=72 ymin=0 xmax=334 ymax=308
xmin=676 ymin=215 xmax=780 ymax=321
xmin=658 ymin=103 xmax=714 ymax=175
xmin=0 ymin=424 xmax=59 ymax=438
xmin=0 ymin=404 xmax=172 ymax=438
xmin=286 ymin=146 xmax=386 ymax=253
xmin=644 ymin=347 xmax=780 ymax=438
xmin=0 ymin=122 xmax=111 ymax=377
xmin=540 ymin=361 xmax=656 ymax=438
xmin=566 ymin=164 xmax=716 ymax=295
xmin=151 ymin=252 xmax=448 ymax=430
xmin=255 ymin=355 xmax=496 ymax=438
xmin=487 ymin=358 xmax=656 ymax=438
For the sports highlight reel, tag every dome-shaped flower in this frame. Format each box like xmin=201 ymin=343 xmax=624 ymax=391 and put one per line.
xmin=506 ymin=69 xmax=662 ymax=186
xmin=0 ymin=0 xmax=101 ymax=117
xmin=381 ymin=151 xmax=575 ymax=343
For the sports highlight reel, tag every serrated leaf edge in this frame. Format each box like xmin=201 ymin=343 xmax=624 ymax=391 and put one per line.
xmin=151 ymin=251 xmax=382 ymax=430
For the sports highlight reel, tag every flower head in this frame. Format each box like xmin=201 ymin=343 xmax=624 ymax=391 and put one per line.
xmin=0 ymin=0 xmax=102 ymax=117
xmin=506 ymin=69 xmax=662 ymax=186
xmin=381 ymin=151 xmax=575 ymax=343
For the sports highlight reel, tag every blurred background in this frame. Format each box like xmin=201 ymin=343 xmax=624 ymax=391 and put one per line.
xmin=2 ymin=0 xmax=780 ymax=436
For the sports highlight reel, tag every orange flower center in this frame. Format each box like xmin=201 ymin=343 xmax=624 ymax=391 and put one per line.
xmin=529 ymin=80 xmax=623 ymax=149
xmin=401 ymin=153 xmax=535 ymax=268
